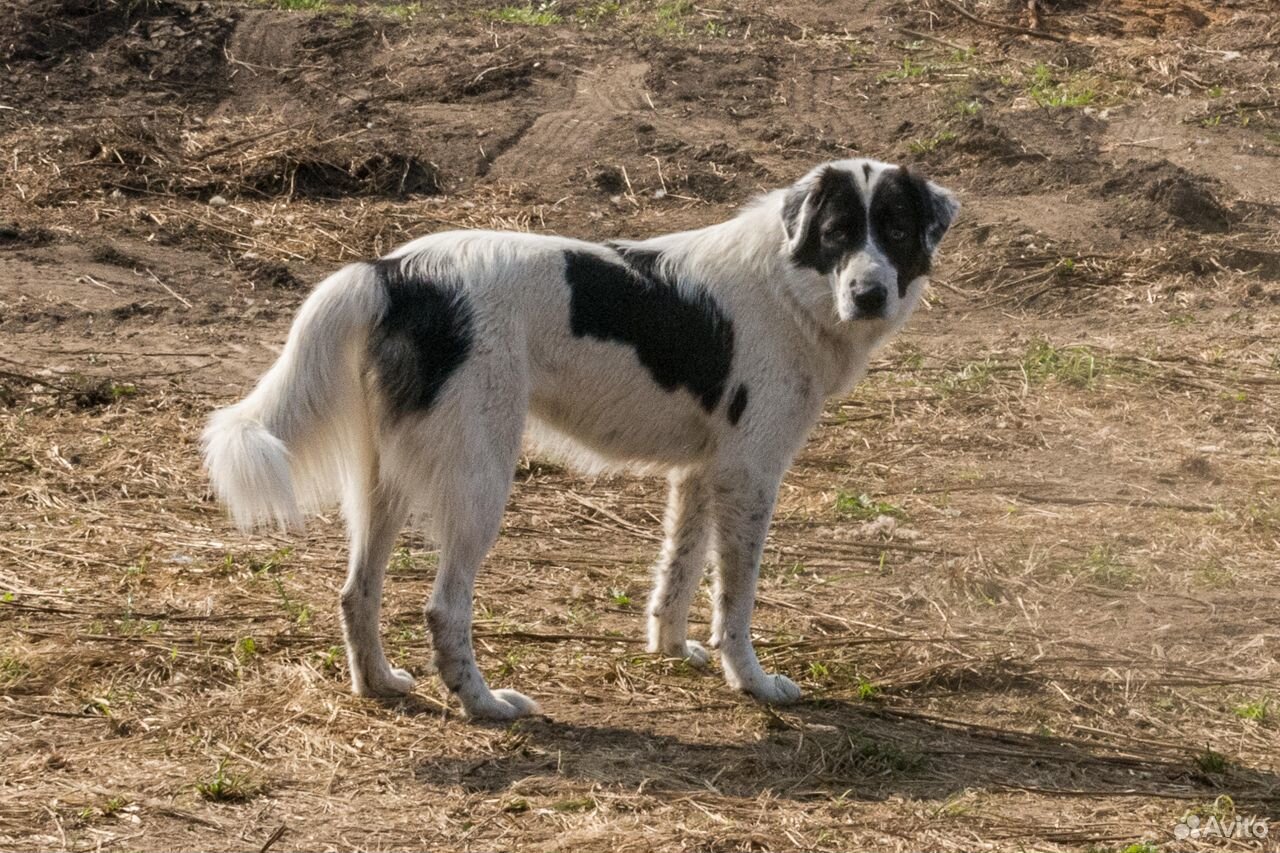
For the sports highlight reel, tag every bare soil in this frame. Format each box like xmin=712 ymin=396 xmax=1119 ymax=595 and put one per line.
xmin=1 ymin=1 xmax=1278 ymax=851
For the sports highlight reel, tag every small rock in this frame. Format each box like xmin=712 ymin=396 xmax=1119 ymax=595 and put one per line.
xmin=208 ymin=194 xmax=228 ymax=207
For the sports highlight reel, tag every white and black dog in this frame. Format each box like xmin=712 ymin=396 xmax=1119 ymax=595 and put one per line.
xmin=203 ymin=158 xmax=958 ymax=720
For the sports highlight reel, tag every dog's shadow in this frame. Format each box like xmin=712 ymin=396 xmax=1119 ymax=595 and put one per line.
xmin=411 ymin=698 xmax=1280 ymax=806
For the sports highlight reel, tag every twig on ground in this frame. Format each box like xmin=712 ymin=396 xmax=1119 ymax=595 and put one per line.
xmin=937 ymin=0 xmax=1069 ymax=43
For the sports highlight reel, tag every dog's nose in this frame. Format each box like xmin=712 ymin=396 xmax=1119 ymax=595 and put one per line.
xmin=853 ymin=285 xmax=886 ymax=316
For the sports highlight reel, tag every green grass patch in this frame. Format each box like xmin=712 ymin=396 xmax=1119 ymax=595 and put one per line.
xmin=196 ymin=760 xmax=259 ymax=802
xmin=573 ymin=0 xmax=620 ymax=23
xmin=491 ymin=2 xmax=562 ymax=25
xmin=268 ymin=574 xmax=310 ymax=626
xmin=1022 ymin=338 xmax=1104 ymax=388
xmin=854 ymin=677 xmax=880 ymax=700
xmin=0 ymin=655 xmax=29 ymax=688
xmin=1070 ymin=545 xmax=1137 ymax=589
xmin=936 ymin=359 xmax=995 ymax=396
xmin=654 ymin=0 xmax=695 ymax=36
xmin=377 ymin=2 xmax=424 ymax=20
xmin=1234 ymin=698 xmax=1269 ymax=722
xmin=879 ymin=57 xmax=929 ymax=83
xmin=316 ymin=645 xmax=344 ymax=673
xmin=389 ymin=546 xmax=437 ymax=574
xmin=834 ymin=491 xmax=906 ymax=521
xmin=233 ymin=636 xmax=259 ymax=663
xmin=1242 ymin=498 xmax=1280 ymax=532
xmin=246 ymin=546 xmax=293 ymax=575
xmin=1028 ymin=62 xmax=1097 ymax=108
xmin=908 ymin=129 xmax=957 ymax=154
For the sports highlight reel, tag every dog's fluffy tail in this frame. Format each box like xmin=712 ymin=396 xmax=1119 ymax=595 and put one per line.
xmin=202 ymin=263 xmax=388 ymax=531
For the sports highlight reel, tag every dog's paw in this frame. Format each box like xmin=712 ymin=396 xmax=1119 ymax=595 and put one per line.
xmin=679 ymin=639 xmax=712 ymax=668
xmin=465 ymin=688 xmax=541 ymax=721
xmin=744 ymin=673 xmax=802 ymax=706
xmin=355 ymin=667 xmax=415 ymax=698
xmin=652 ymin=639 xmax=712 ymax=668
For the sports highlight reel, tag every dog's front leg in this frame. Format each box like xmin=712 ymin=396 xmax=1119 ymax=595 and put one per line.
xmin=646 ymin=468 xmax=712 ymax=667
xmin=710 ymin=468 xmax=802 ymax=705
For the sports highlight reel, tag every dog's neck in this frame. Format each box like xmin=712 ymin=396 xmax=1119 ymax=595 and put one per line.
xmin=774 ymin=273 xmax=883 ymax=397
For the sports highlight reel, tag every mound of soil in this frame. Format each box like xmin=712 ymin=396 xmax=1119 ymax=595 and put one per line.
xmin=0 ymin=222 xmax=54 ymax=250
xmin=236 ymin=150 xmax=443 ymax=200
xmin=234 ymin=255 xmax=303 ymax=290
xmin=6 ymin=0 xmax=146 ymax=62
xmin=1100 ymin=159 xmax=1233 ymax=232
xmin=2 ymin=0 xmax=233 ymax=104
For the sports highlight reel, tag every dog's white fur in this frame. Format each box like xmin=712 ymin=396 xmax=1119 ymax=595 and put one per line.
xmin=204 ymin=158 xmax=958 ymax=719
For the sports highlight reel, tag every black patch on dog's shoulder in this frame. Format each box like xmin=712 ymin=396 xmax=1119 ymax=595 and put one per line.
xmin=787 ymin=167 xmax=867 ymax=275
xmin=368 ymin=257 xmax=473 ymax=419
xmin=604 ymin=242 xmax=663 ymax=280
xmin=869 ymin=168 xmax=933 ymax=297
xmin=727 ymin=383 xmax=748 ymax=426
xmin=563 ymin=249 xmax=733 ymax=412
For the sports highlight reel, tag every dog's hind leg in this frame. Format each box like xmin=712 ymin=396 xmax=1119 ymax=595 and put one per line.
xmin=710 ymin=467 xmax=802 ymax=705
xmin=340 ymin=483 xmax=413 ymax=697
xmin=424 ymin=395 xmax=536 ymax=720
xmin=646 ymin=468 xmax=712 ymax=667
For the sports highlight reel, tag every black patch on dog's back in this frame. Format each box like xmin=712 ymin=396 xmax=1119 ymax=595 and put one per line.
xmin=604 ymin=243 xmax=663 ymax=280
xmin=869 ymin=168 xmax=934 ymax=296
xmin=727 ymin=383 xmax=748 ymax=426
xmin=785 ymin=167 xmax=867 ymax=275
xmin=563 ymin=249 xmax=733 ymax=412
xmin=368 ymin=258 xmax=473 ymax=420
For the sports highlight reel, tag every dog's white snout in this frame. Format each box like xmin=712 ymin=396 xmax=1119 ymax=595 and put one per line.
xmin=836 ymin=253 xmax=893 ymax=321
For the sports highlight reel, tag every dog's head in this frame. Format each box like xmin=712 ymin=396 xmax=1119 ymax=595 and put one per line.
xmin=781 ymin=159 xmax=959 ymax=324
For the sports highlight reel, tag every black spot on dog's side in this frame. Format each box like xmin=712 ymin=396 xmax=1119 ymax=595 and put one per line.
xmin=727 ymin=383 xmax=748 ymax=426
xmin=869 ymin=168 xmax=934 ymax=297
xmin=368 ymin=258 xmax=473 ymax=420
xmin=785 ymin=168 xmax=867 ymax=275
xmin=563 ymin=250 xmax=733 ymax=412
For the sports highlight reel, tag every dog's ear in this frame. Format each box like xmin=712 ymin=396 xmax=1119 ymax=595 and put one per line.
xmin=781 ymin=167 xmax=839 ymax=263
xmin=920 ymin=178 xmax=960 ymax=254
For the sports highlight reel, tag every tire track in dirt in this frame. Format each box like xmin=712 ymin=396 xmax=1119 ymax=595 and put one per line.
xmin=779 ymin=66 xmax=834 ymax=116
xmin=487 ymin=62 xmax=651 ymax=181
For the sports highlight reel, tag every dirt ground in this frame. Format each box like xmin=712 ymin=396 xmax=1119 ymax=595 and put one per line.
xmin=1 ymin=0 xmax=1278 ymax=850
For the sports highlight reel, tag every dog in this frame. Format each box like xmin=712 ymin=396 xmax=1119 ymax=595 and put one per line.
xmin=203 ymin=158 xmax=959 ymax=720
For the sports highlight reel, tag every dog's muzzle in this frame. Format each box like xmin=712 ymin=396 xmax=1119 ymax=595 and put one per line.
xmin=852 ymin=284 xmax=887 ymax=318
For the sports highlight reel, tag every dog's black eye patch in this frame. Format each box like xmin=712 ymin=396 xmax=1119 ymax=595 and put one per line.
xmin=563 ymin=248 xmax=733 ymax=413
xmin=870 ymin=169 xmax=932 ymax=297
xmin=369 ymin=258 xmax=474 ymax=420
xmin=787 ymin=168 xmax=866 ymax=275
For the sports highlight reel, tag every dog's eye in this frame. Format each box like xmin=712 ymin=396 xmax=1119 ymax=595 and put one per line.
xmin=887 ymin=226 xmax=909 ymax=242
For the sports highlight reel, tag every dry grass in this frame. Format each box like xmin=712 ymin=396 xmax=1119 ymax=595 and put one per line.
xmin=3 ymin=297 xmax=1278 ymax=849
xmin=2 ymin=0 xmax=1280 ymax=850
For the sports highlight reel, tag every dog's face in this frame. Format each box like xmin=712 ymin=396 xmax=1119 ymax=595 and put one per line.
xmin=781 ymin=159 xmax=959 ymax=324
